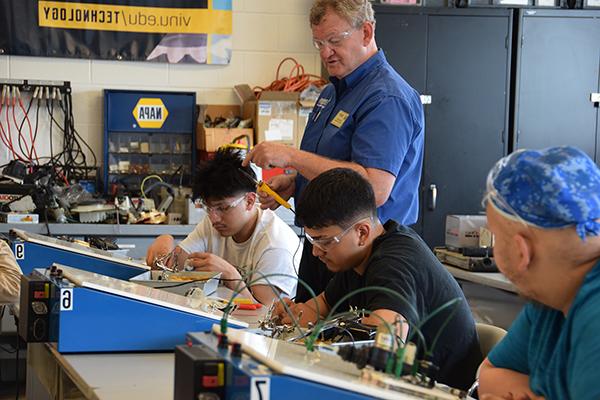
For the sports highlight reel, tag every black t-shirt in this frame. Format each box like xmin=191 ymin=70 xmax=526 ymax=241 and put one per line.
xmin=324 ymin=221 xmax=481 ymax=390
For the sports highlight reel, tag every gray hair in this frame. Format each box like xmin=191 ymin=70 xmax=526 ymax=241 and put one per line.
xmin=310 ymin=0 xmax=376 ymax=29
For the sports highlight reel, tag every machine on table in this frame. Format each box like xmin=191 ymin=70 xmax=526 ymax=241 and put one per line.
xmin=10 ymin=228 xmax=150 ymax=280
xmin=19 ymin=265 xmax=247 ymax=353
xmin=175 ymin=327 xmax=468 ymax=400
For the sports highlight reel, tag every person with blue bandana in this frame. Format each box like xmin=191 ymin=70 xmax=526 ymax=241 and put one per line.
xmin=479 ymin=146 xmax=600 ymax=400
xmin=243 ymin=0 xmax=424 ymax=302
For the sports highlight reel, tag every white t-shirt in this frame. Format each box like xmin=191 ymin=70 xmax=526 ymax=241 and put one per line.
xmin=178 ymin=208 xmax=300 ymax=296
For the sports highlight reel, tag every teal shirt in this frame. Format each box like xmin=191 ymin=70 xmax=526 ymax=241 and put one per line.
xmin=488 ymin=261 xmax=600 ymax=399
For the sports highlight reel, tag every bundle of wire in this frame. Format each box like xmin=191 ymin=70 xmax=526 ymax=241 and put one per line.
xmin=0 ymin=85 xmax=97 ymax=184
xmin=253 ymin=57 xmax=327 ymax=98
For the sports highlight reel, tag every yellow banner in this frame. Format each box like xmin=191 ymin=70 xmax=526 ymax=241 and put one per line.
xmin=38 ymin=1 xmax=232 ymax=35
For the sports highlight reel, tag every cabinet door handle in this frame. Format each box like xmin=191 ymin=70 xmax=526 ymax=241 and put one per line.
xmin=428 ymin=184 xmax=437 ymax=211
xmin=420 ymin=95 xmax=432 ymax=105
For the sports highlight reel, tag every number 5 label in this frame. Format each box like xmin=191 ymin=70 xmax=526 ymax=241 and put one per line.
xmin=60 ymin=288 xmax=73 ymax=311
xmin=250 ymin=378 xmax=270 ymax=400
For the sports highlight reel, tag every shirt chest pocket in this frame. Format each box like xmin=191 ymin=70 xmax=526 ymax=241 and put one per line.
xmin=317 ymin=114 xmax=355 ymax=160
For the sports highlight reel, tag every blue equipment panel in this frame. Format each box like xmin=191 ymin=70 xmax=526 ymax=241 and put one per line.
xmin=180 ymin=331 xmax=462 ymax=400
xmin=176 ymin=333 xmax=370 ymax=400
xmin=24 ymin=266 xmax=246 ymax=353
xmin=11 ymin=229 xmax=148 ymax=280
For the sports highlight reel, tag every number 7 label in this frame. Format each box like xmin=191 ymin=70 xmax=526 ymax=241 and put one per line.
xmin=250 ymin=377 xmax=270 ymax=400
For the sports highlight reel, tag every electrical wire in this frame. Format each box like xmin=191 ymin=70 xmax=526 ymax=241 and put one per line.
xmin=4 ymin=95 xmax=24 ymax=162
xmin=140 ymin=175 xmax=164 ymax=198
xmin=253 ymin=57 xmax=327 ymax=98
xmin=219 ymin=272 xmax=319 ymax=339
xmin=423 ymin=298 xmax=462 ymax=358
xmin=292 ymin=227 xmax=303 ymax=277
xmin=16 ymin=90 xmax=38 ymax=163
xmin=0 ymin=85 xmax=98 ymax=187
xmin=11 ymin=89 xmax=32 ymax=162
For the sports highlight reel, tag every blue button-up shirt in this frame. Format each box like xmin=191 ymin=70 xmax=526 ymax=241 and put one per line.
xmin=295 ymin=50 xmax=425 ymax=225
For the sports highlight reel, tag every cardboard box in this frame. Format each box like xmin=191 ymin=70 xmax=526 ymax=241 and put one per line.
xmin=297 ymin=99 xmax=315 ymax=148
xmin=196 ymin=104 xmax=253 ymax=151
xmin=235 ymin=85 xmax=300 ymax=147
xmin=445 ymin=215 xmax=487 ymax=248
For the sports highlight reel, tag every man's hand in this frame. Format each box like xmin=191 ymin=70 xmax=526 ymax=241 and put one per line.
xmin=146 ymin=235 xmax=175 ymax=267
xmin=273 ymin=298 xmax=321 ymax=327
xmin=258 ymin=174 xmax=296 ymax=210
xmin=185 ymin=252 xmax=241 ymax=287
xmin=243 ymin=142 xmax=295 ymax=169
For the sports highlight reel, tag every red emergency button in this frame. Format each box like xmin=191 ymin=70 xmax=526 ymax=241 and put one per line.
xmin=202 ymin=375 xmax=219 ymax=388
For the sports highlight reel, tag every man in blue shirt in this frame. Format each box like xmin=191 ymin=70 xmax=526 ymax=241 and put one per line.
xmin=244 ymin=0 xmax=424 ymax=301
xmin=479 ymin=146 xmax=600 ymax=400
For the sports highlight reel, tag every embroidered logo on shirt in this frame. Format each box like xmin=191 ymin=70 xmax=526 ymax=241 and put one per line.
xmin=317 ymin=98 xmax=330 ymax=107
xmin=313 ymin=98 xmax=330 ymax=122
xmin=331 ymin=110 xmax=349 ymax=128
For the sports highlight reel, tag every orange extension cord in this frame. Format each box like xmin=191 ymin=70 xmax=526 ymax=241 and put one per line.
xmin=253 ymin=57 xmax=327 ymax=98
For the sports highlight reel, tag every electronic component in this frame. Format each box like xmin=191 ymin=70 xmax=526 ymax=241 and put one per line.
xmin=434 ymin=247 xmax=497 ymax=272
xmin=179 ymin=328 xmax=466 ymax=400
xmin=18 ymin=267 xmax=60 ymax=342
xmin=174 ymin=344 xmax=227 ymax=400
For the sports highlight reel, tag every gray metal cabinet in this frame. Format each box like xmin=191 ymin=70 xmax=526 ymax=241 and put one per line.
xmin=375 ymin=7 xmax=512 ymax=247
xmin=513 ymin=10 xmax=600 ymax=163
xmin=376 ymin=12 xmax=427 ymax=93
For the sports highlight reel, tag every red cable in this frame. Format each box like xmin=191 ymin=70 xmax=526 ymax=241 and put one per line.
xmin=254 ymin=57 xmax=327 ymax=98
xmin=5 ymin=101 xmax=23 ymax=161
xmin=11 ymin=98 xmax=30 ymax=162
xmin=18 ymin=97 xmax=39 ymax=163
xmin=55 ymin=166 xmax=69 ymax=186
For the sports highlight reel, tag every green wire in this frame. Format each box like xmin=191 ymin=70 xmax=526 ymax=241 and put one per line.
xmin=307 ymin=286 xmax=422 ymax=351
xmin=219 ymin=272 xmax=318 ymax=337
xmin=425 ymin=298 xmax=462 ymax=358
xmin=318 ymin=285 xmax=424 ymax=353
xmin=219 ymin=274 xmax=465 ymax=369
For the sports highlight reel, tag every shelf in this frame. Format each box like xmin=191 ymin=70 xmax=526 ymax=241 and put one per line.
xmin=108 ymin=152 xmax=192 ymax=156
xmin=108 ymin=172 xmax=191 ymax=176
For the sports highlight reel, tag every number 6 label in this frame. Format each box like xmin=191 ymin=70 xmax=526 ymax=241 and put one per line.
xmin=14 ymin=243 xmax=24 ymax=260
xmin=60 ymin=288 xmax=73 ymax=311
xmin=250 ymin=378 xmax=270 ymax=400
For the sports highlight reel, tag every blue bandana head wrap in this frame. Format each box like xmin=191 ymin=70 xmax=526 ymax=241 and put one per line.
xmin=486 ymin=146 xmax=600 ymax=241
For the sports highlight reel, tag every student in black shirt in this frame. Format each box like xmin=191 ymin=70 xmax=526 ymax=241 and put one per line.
xmin=273 ymin=168 xmax=481 ymax=390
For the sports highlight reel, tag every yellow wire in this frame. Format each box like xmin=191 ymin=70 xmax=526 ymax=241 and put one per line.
xmin=140 ymin=174 xmax=163 ymax=199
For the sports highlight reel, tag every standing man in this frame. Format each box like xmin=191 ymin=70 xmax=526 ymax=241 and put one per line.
xmin=479 ymin=146 xmax=600 ymax=400
xmin=244 ymin=0 xmax=424 ymax=301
